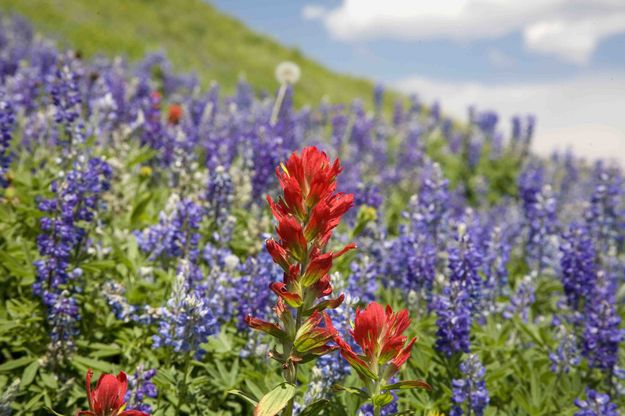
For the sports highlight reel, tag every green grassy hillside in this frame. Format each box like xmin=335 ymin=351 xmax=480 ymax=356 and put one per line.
xmin=1 ymin=0 xmax=397 ymax=108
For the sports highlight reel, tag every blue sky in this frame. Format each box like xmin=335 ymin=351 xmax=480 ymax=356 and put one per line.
xmin=210 ymin=0 xmax=625 ymax=162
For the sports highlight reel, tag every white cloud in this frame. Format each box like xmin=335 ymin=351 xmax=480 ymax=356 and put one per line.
xmin=394 ymin=73 xmax=625 ymax=164
xmin=301 ymin=4 xmax=327 ymax=20
xmin=306 ymin=0 xmax=625 ymax=64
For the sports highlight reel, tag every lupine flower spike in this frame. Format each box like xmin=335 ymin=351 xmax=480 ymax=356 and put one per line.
xmin=77 ymin=369 xmax=149 ymax=416
xmin=331 ymin=302 xmax=431 ymax=414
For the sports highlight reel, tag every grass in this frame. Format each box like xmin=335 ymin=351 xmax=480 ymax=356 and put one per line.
xmin=1 ymin=0 xmax=402 ymax=109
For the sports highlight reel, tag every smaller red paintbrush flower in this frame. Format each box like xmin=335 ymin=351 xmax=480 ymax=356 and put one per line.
xmin=167 ymin=103 xmax=183 ymax=125
xmin=77 ymin=369 xmax=149 ymax=416
xmin=331 ymin=302 xmax=431 ymax=389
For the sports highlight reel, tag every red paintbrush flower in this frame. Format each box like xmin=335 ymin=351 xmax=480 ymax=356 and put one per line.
xmin=167 ymin=103 xmax=183 ymax=125
xmin=77 ymin=369 xmax=149 ymax=416
xmin=331 ymin=302 xmax=430 ymax=388
xmin=247 ymin=146 xmax=355 ymax=386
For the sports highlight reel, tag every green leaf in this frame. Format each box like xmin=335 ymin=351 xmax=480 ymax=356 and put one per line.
xmin=71 ymin=356 xmax=117 ymax=373
xmin=0 ymin=356 xmax=35 ymax=372
xmin=254 ymin=383 xmax=296 ymax=416
xmin=298 ymin=399 xmax=330 ymax=416
xmin=131 ymin=192 xmax=153 ymax=226
xmin=80 ymin=260 xmax=117 ymax=273
xmin=227 ymin=389 xmax=259 ymax=406
xmin=383 ymin=379 xmax=431 ymax=391
xmin=372 ymin=392 xmax=394 ymax=407
xmin=332 ymin=384 xmax=369 ymax=398
xmin=45 ymin=406 xmax=65 ymax=416
xmin=20 ymin=360 xmax=39 ymax=388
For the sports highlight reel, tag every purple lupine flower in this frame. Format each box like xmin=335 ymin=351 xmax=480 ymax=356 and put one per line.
xmin=392 ymin=99 xmax=403 ymax=126
xmin=581 ymin=271 xmax=625 ymax=372
xmin=430 ymin=101 xmax=441 ymax=123
xmin=395 ymin=127 xmax=425 ymax=179
xmin=33 ymin=157 xmax=113 ymax=299
xmin=559 ymin=223 xmax=597 ymax=311
xmin=0 ymin=91 xmax=15 ymax=187
xmin=525 ymin=184 xmax=558 ymax=274
xmin=447 ymin=225 xmax=483 ymax=314
xmin=235 ymin=251 xmax=280 ymax=331
xmin=33 ymin=158 xmax=111 ymax=360
xmin=248 ymin=130 xmax=284 ymax=200
xmin=47 ymin=59 xmax=83 ymax=142
xmin=584 ymin=163 xmax=625 ymax=253
xmin=125 ymin=366 xmax=158 ymax=414
xmin=45 ymin=290 xmax=80 ymax=358
xmin=450 ymin=354 xmax=490 ymax=416
xmin=331 ymin=111 xmax=348 ymax=152
xmin=432 ymin=280 xmax=472 ymax=356
xmin=503 ymin=275 xmax=535 ymax=322
xmin=135 ymin=197 xmax=204 ymax=262
xmin=511 ymin=116 xmax=522 ymax=143
xmin=205 ymin=165 xmax=234 ymax=226
xmin=472 ymin=110 xmax=498 ymax=137
xmin=409 ymin=161 xmax=450 ymax=242
xmin=549 ymin=324 xmax=580 ymax=374
xmin=574 ymin=389 xmax=619 ymax=416
xmin=235 ymin=78 xmax=254 ymax=111
xmin=382 ymin=226 xmax=436 ymax=300
xmin=373 ymin=83 xmax=384 ymax=114
xmin=102 ymin=281 xmax=137 ymax=322
xmin=152 ymin=260 xmax=219 ymax=359
xmin=482 ymin=226 xmax=511 ymax=298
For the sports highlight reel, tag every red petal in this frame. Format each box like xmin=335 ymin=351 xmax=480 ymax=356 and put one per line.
xmin=270 ymin=282 xmax=303 ymax=307
xmin=245 ymin=315 xmax=285 ymax=338
xmin=301 ymin=252 xmax=333 ymax=287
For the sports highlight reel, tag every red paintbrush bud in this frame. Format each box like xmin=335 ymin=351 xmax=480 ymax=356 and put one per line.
xmin=77 ymin=369 xmax=149 ymax=416
xmin=276 ymin=216 xmax=307 ymax=262
xmin=167 ymin=103 xmax=183 ymax=125
xmin=266 ymin=239 xmax=290 ymax=270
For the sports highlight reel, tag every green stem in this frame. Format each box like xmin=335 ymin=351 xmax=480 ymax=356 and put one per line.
xmin=283 ymin=308 xmax=302 ymax=416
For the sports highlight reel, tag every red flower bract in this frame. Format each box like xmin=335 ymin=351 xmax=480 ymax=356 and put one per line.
xmin=77 ymin=369 xmax=149 ymax=416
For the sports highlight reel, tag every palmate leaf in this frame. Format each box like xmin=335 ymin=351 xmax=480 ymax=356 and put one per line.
xmin=253 ymin=382 xmax=296 ymax=416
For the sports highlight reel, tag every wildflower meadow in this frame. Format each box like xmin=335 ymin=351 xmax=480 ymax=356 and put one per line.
xmin=0 ymin=14 xmax=624 ymax=416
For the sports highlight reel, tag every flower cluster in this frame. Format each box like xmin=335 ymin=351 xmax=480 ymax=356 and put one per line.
xmin=152 ymin=260 xmax=219 ymax=359
xmin=0 ymin=91 xmax=15 ymax=187
xmin=581 ymin=271 xmax=625 ymax=372
xmin=559 ymin=223 xmax=596 ymax=311
xmin=450 ymin=354 xmax=490 ymax=416
xmin=331 ymin=302 xmax=430 ymax=413
xmin=574 ymin=389 xmax=619 ymax=416
xmin=246 ymin=147 xmax=355 ymax=374
xmin=125 ymin=366 xmax=158 ymax=414
xmin=432 ymin=280 xmax=472 ymax=356
xmin=33 ymin=157 xmax=112 ymax=360
xmin=135 ymin=197 xmax=204 ymax=262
